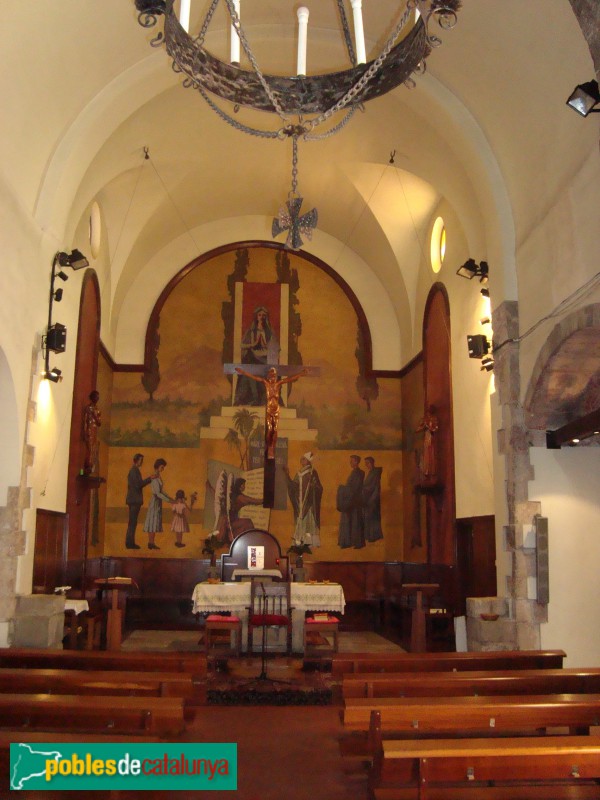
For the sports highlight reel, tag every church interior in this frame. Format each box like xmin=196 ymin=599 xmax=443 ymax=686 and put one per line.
xmin=1 ymin=1 xmax=600 ymax=796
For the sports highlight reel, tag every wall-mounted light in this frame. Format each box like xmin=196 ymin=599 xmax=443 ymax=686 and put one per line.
xmin=480 ymin=287 xmax=490 ymax=298
xmin=456 ymin=258 xmax=489 ymax=282
xmin=480 ymin=316 xmax=491 ymax=325
xmin=45 ymin=367 xmax=63 ymax=383
xmin=480 ymin=357 xmax=494 ymax=372
xmin=43 ymin=249 xmax=89 ymax=381
xmin=56 ymin=249 xmax=90 ymax=271
xmin=467 ymin=334 xmax=491 ymax=359
xmin=566 ymin=80 xmax=600 ymax=117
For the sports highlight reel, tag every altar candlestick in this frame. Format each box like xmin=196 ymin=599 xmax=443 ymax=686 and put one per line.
xmin=350 ymin=0 xmax=366 ymax=65
xmin=231 ymin=0 xmax=241 ymax=64
xmin=297 ymin=7 xmax=309 ymax=77
xmin=179 ymin=0 xmax=191 ymax=33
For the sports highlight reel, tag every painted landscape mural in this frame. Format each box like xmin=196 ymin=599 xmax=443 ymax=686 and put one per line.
xmin=102 ymin=245 xmax=404 ymax=562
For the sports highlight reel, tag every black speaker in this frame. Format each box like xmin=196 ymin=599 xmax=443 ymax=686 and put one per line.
xmin=466 ymin=334 xmax=490 ymax=359
xmin=46 ymin=323 xmax=67 ymax=353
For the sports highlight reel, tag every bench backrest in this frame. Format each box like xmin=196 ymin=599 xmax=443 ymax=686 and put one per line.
xmin=333 ymin=650 xmax=567 ymax=677
xmin=0 ymin=668 xmax=195 ymax=698
xmin=343 ymin=667 xmax=600 ymax=698
xmin=344 ymin=693 xmax=600 ymax=732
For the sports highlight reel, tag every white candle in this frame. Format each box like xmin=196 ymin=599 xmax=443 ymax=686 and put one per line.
xmin=350 ymin=0 xmax=366 ymax=65
xmin=179 ymin=0 xmax=191 ymax=33
xmin=297 ymin=7 xmax=309 ymax=77
xmin=230 ymin=0 xmax=241 ymax=65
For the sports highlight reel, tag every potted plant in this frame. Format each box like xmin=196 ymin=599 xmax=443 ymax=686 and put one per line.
xmin=287 ymin=543 xmax=312 ymax=570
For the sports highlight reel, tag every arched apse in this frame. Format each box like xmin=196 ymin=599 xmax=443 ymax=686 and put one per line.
xmin=113 ymin=227 xmax=403 ymax=371
xmin=524 ymin=304 xmax=600 ymax=431
xmin=0 ymin=348 xmax=21 ymax=505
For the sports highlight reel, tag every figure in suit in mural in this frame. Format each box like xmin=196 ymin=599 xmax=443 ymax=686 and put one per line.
xmin=125 ymin=453 xmax=151 ymax=549
xmin=233 ymin=305 xmax=279 ymax=406
xmin=143 ymin=458 xmax=174 ymax=550
xmin=283 ymin=451 xmax=323 ymax=548
xmin=337 ymin=454 xmax=365 ymax=549
xmin=362 ymin=456 xmax=384 ymax=542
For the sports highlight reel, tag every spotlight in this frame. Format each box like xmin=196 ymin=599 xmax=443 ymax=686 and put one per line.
xmin=566 ymin=80 xmax=600 ymax=117
xmin=46 ymin=367 xmax=62 ymax=383
xmin=480 ymin=357 xmax=494 ymax=372
xmin=456 ymin=259 xmax=489 ymax=282
xmin=56 ymin=270 xmax=69 ymax=282
xmin=467 ymin=334 xmax=490 ymax=359
xmin=56 ymin=249 xmax=89 ymax=271
xmin=53 ymin=288 xmax=63 ymax=302
xmin=480 ymin=316 xmax=491 ymax=325
xmin=46 ymin=323 xmax=67 ymax=354
xmin=481 ymin=287 xmax=490 ymax=298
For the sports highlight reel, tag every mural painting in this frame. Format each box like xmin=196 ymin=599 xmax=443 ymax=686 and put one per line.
xmin=103 ymin=246 xmax=404 ymax=562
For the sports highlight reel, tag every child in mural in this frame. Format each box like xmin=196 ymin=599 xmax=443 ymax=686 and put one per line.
xmin=143 ymin=458 xmax=174 ymax=550
xmin=170 ymin=489 xmax=197 ymax=548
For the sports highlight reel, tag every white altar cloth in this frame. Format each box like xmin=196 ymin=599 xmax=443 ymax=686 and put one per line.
xmin=192 ymin=582 xmax=345 ymax=652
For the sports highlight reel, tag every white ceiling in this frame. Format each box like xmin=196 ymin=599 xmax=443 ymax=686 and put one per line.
xmin=1 ymin=1 xmax=596 ymax=365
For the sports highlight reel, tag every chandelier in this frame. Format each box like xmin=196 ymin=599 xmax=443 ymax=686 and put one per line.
xmin=135 ymin=0 xmax=461 ymax=247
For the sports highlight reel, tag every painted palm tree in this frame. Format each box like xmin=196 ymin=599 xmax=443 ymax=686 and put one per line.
xmin=226 ymin=408 xmax=259 ymax=470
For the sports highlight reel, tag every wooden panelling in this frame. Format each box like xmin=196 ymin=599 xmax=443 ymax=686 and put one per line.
xmin=32 ymin=510 xmax=67 ymax=593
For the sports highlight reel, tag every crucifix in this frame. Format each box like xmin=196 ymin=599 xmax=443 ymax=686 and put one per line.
xmin=223 ymin=362 xmax=319 ymax=507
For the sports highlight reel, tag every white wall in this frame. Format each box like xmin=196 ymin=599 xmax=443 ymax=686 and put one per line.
xmin=530 ymin=447 xmax=600 ymax=667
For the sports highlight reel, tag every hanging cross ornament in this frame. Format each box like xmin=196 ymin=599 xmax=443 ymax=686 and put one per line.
xmin=272 ymin=133 xmax=318 ymax=250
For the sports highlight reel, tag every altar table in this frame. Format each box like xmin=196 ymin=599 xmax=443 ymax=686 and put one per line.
xmin=192 ymin=582 xmax=346 ymax=653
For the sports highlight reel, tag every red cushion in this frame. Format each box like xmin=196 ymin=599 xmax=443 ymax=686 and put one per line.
xmin=206 ymin=615 xmax=240 ymax=623
xmin=250 ymin=614 xmax=289 ymax=626
xmin=306 ymin=616 xmax=338 ymax=624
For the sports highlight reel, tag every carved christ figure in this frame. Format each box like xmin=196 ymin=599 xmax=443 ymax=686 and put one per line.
xmin=235 ymin=366 xmax=308 ymax=459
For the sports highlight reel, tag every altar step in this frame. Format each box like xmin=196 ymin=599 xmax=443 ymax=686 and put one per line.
xmin=200 ymin=405 xmax=317 ymax=441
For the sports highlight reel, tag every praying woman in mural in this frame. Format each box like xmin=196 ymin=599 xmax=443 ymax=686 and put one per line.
xmin=228 ymin=477 xmax=263 ymax=541
xmin=233 ymin=305 xmax=279 ymax=406
xmin=143 ymin=458 xmax=174 ymax=550
xmin=83 ymin=390 xmax=101 ymax=475
xmin=283 ymin=451 xmax=323 ymax=548
xmin=416 ymin=405 xmax=439 ymax=478
xmin=362 ymin=456 xmax=384 ymax=542
xmin=235 ymin=366 xmax=308 ymax=458
xmin=171 ymin=489 xmax=197 ymax=548
xmin=337 ymin=454 xmax=365 ymax=549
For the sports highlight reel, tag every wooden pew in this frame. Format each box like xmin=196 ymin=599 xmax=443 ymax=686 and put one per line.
xmin=333 ymin=650 xmax=567 ymax=678
xmin=343 ymin=694 xmax=600 ymax=734
xmin=0 ymin=647 xmax=206 ymax=679
xmin=370 ymin=730 xmax=600 ymax=800
xmin=0 ymin=667 xmax=195 ymax=698
xmin=343 ymin=667 xmax=600 ymax=699
xmin=0 ymin=694 xmax=185 ymax=737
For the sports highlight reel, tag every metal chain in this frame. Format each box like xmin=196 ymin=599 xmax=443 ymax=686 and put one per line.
xmin=336 ymin=0 xmax=357 ymax=66
xmin=222 ymin=0 xmax=290 ymax=121
xmin=196 ymin=0 xmax=219 ymax=45
xmin=291 ymin=135 xmax=299 ymax=196
xmin=196 ymin=84 xmax=281 ymax=138
xmin=303 ymin=106 xmax=357 ymax=140
xmin=304 ymin=4 xmax=413 ymax=131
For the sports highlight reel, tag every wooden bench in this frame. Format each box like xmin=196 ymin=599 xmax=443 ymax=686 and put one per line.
xmin=343 ymin=693 xmax=600 ymax=734
xmin=0 ymin=694 xmax=185 ymax=737
xmin=343 ymin=667 xmax=600 ymax=699
xmin=333 ymin=650 xmax=567 ymax=678
xmin=370 ymin=731 xmax=600 ymax=800
xmin=0 ymin=647 xmax=206 ymax=679
xmin=0 ymin=667 xmax=195 ymax=698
